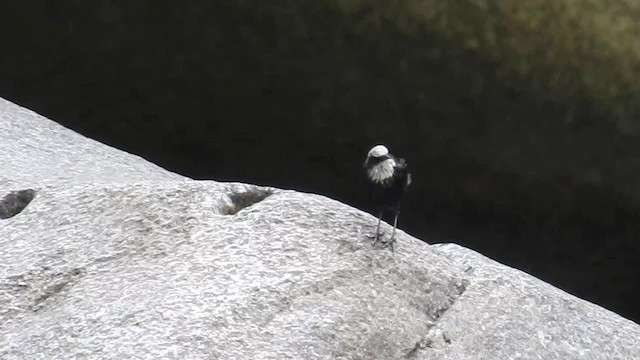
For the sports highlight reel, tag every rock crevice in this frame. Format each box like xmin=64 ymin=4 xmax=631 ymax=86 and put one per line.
xmin=0 ymin=189 xmax=36 ymax=219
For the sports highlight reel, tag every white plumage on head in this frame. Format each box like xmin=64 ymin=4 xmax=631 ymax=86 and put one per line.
xmin=367 ymin=144 xmax=389 ymax=158
xmin=365 ymin=145 xmax=396 ymax=183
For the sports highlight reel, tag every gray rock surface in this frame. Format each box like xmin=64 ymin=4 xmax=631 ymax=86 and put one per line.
xmin=1 ymin=96 xmax=639 ymax=359
xmin=430 ymin=244 xmax=640 ymax=360
xmin=0 ymin=97 xmax=185 ymax=190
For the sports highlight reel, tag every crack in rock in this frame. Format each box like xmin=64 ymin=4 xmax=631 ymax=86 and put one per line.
xmin=431 ymin=278 xmax=469 ymax=322
xmin=405 ymin=337 xmax=434 ymax=358
xmin=0 ymin=189 xmax=36 ymax=219
xmin=2 ymin=268 xmax=86 ymax=315
xmin=31 ymin=268 xmax=85 ymax=312
xmin=405 ymin=277 xmax=469 ymax=357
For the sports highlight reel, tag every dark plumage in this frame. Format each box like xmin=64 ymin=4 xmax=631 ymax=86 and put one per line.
xmin=363 ymin=144 xmax=412 ymax=251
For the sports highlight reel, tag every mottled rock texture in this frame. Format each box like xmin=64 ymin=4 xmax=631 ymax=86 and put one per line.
xmin=2 ymin=1 xmax=640 ymax=322
xmin=1 ymin=98 xmax=639 ymax=359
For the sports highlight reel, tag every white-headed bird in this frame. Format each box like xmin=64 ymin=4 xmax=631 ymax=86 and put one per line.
xmin=363 ymin=144 xmax=412 ymax=251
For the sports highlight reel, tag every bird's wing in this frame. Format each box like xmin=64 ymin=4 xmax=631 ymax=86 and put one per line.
xmin=394 ymin=157 xmax=412 ymax=187
xmin=394 ymin=157 xmax=408 ymax=172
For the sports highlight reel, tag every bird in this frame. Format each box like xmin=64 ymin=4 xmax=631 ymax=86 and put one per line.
xmin=363 ymin=144 xmax=412 ymax=251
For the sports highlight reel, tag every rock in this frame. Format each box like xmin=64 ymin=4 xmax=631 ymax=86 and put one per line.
xmin=430 ymin=244 xmax=640 ymax=360
xmin=3 ymin=1 xmax=640 ymax=322
xmin=0 ymin=97 xmax=185 ymax=189
xmin=1 ymin=97 xmax=639 ymax=359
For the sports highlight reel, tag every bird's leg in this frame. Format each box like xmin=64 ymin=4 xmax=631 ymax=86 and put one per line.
xmin=367 ymin=211 xmax=385 ymax=245
xmin=390 ymin=211 xmax=398 ymax=240
xmin=373 ymin=213 xmax=383 ymax=246
xmin=383 ymin=211 xmax=400 ymax=253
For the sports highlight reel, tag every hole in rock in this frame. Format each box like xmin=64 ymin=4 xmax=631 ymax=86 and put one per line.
xmin=222 ymin=188 xmax=273 ymax=215
xmin=0 ymin=189 xmax=36 ymax=219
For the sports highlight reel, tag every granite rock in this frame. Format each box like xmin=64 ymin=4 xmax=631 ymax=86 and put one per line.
xmin=1 ymin=97 xmax=638 ymax=359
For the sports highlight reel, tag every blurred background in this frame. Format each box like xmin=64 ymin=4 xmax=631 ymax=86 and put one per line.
xmin=1 ymin=1 xmax=639 ymax=322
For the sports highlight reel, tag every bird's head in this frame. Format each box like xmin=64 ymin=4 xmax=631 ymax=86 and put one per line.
xmin=364 ymin=144 xmax=390 ymax=168
xmin=367 ymin=144 xmax=389 ymax=158
xmin=364 ymin=144 xmax=398 ymax=183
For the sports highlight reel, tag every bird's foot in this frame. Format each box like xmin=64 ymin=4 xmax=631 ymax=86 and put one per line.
xmin=367 ymin=232 xmax=396 ymax=253
xmin=380 ymin=236 xmax=396 ymax=253
xmin=366 ymin=231 xmax=385 ymax=246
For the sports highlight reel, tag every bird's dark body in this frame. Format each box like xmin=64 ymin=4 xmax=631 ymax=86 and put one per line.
xmin=366 ymin=156 xmax=410 ymax=212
